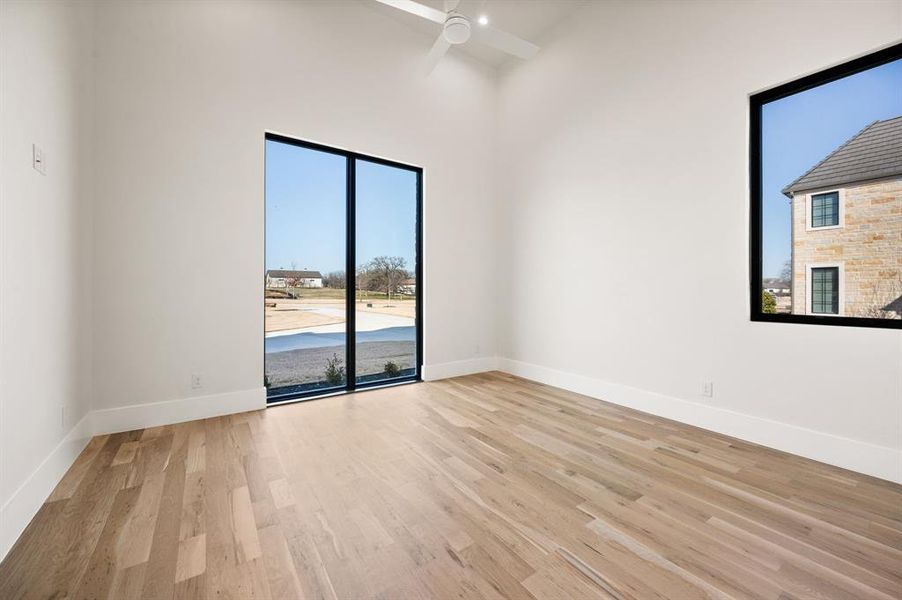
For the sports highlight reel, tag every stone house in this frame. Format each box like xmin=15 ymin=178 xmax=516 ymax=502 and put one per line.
xmin=782 ymin=116 xmax=901 ymax=318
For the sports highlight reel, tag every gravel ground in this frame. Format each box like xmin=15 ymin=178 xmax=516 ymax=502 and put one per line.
xmin=265 ymin=341 xmax=416 ymax=388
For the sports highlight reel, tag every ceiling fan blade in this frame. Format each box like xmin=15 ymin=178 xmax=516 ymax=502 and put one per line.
xmin=372 ymin=0 xmax=446 ymax=24
xmin=471 ymin=24 xmax=539 ymax=60
xmin=423 ymin=35 xmax=451 ymax=76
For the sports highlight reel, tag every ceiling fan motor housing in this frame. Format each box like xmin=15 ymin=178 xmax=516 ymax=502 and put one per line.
xmin=443 ymin=14 xmax=471 ymax=45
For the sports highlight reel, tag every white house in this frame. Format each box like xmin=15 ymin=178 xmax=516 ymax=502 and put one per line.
xmin=266 ymin=269 xmax=323 ymax=288
xmin=763 ymin=279 xmax=790 ymax=295
xmin=399 ymin=278 xmax=416 ymax=295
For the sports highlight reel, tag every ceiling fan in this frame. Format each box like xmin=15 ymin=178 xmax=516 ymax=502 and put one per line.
xmin=374 ymin=0 xmax=540 ymax=75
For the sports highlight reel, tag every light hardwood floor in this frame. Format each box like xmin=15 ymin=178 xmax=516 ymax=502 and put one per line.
xmin=1 ymin=372 xmax=900 ymax=599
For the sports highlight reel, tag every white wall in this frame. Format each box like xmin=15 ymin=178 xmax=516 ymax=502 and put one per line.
xmin=2 ymin=1 xmax=900 ymax=565
xmin=0 ymin=0 xmax=95 ymax=557
xmin=90 ymin=0 xmax=499 ymax=413
xmin=496 ymin=0 xmax=902 ymax=481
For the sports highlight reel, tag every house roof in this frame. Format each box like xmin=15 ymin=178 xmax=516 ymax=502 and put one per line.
xmin=782 ymin=116 xmax=902 ymax=197
xmin=763 ymin=278 xmax=789 ymax=288
xmin=267 ymin=269 xmax=322 ymax=279
xmin=401 ymin=278 xmax=416 ymax=285
xmin=883 ymin=294 xmax=902 ymax=316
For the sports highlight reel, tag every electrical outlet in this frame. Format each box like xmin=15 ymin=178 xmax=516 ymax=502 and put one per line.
xmin=702 ymin=381 xmax=714 ymax=398
xmin=191 ymin=373 xmax=203 ymax=389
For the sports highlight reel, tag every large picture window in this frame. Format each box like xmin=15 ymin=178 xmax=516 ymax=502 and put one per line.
xmin=750 ymin=42 xmax=901 ymax=329
xmin=264 ymin=133 xmax=423 ymax=402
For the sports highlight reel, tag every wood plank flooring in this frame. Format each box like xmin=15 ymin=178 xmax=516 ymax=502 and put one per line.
xmin=1 ymin=371 xmax=900 ymax=599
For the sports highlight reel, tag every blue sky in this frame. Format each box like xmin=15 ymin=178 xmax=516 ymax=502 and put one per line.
xmin=265 ymin=140 xmax=416 ymax=275
xmin=761 ymin=57 xmax=902 ymax=278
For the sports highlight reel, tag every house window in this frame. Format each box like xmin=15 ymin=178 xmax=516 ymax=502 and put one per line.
xmin=810 ymin=192 xmax=839 ymax=228
xmin=810 ymin=267 xmax=839 ymax=315
xmin=750 ymin=42 xmax=902 ymax=329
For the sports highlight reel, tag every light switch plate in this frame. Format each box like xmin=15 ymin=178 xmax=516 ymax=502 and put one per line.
xmin=33 ymin=144 xmax=46 ymax=175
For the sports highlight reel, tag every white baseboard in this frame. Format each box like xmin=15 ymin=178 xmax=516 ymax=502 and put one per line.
xmin=0 ymin=412 xmax=93 ymax=562
xmin=498 ymin=358 xmax=902 ymax=484
xmin=3 ymin=359 xmax=897 ymax=567
xmin=91 ymin=387 xmax=266 ymax=435
xmin=0 ymin=387 xmax=266 ymax=563
xmin=423 ymin=356 xmax=499 ymax=381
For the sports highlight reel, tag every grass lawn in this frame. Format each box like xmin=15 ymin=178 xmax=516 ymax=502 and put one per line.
xmin=271 ymin=287 xmax=345 ymax=300
xmin=268 ymin=287 xmax=416 ymax=302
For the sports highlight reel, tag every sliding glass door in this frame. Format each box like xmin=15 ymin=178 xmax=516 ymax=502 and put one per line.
xmin=264 ymin=134 xmax=421 ymax=402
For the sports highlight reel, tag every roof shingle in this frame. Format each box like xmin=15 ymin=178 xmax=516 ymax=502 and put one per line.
xmin=782 ymin=116 xmax=902 ymax=197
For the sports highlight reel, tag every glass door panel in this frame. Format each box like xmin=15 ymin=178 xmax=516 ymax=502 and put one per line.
xmin=264 ymin=139 xmax=347 ymax=397
xmin=354 ymin=159 xmax=418 ymax=385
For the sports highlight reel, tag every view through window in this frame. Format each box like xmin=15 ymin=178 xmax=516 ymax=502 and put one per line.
xmin=753 ymin=46 xmax=901 ymax=327
xmin=354 ymin=159 xmax=418 ymax=385
xmin=264 ymin=135 xmax=421 ymax=399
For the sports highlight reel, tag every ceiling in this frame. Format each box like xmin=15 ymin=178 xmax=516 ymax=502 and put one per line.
xmin=365 ymin=0 xmax=588 ymax=68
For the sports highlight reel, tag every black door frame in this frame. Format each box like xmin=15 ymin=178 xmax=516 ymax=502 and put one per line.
xmin=264 ymin=132 xmax=424 ymax=404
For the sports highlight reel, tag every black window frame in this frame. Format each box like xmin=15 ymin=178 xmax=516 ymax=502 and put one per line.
xmin=810 ymin=266 xmax=840 ymax=315
xmin=264 ymin=132 xmax=424 ymax=404
xmin=749 ymin=41 xmax=902 ymax=330
xmin=810 ymin=191 xmax=840 ymax=228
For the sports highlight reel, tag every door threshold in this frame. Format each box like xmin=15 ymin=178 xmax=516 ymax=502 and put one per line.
xmin=266 ymin=377 xmax=421 ymax=407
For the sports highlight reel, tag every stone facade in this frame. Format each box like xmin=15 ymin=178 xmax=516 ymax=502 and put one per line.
xmin=791 ymin=178 xmax=901 ymax=318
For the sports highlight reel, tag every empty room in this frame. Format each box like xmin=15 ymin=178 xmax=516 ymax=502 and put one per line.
xmin=1 ymin=0 xmax=900 ymax=598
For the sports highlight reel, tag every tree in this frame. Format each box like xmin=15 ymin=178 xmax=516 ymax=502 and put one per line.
xmin=364 ymin=256 xmax=407 ymax=301
xmin=850 ymin=273 xmax=902 ymax=319
xmin=355 ymin=264 xmax=372 ymax=300
xmin=322 ymin=270 xmax=346 ymax=289
xmin=280 ymin=263 xmax=302 ymax=288
xmin=780 ymin=260 xmax=792 ymax=285
xmin=762 ymin=291 xmax=777 ymax=314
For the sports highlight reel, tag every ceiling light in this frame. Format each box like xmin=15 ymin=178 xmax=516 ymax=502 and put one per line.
xmin=443 ymin=14 xmax=471 ymax=44
xmin=478 ymin=15 xmax=489 ymax=26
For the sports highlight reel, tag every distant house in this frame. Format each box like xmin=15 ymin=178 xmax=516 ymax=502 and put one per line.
xmin=782 ymin=116 xmax=902 ymax=318
xmin=398 ymin=278 xmax=416 ymax=295
xmin=763 ymin=279 xmax=790 ymax=295
xmin=266 ymin=269 xmax=323 ymax=289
